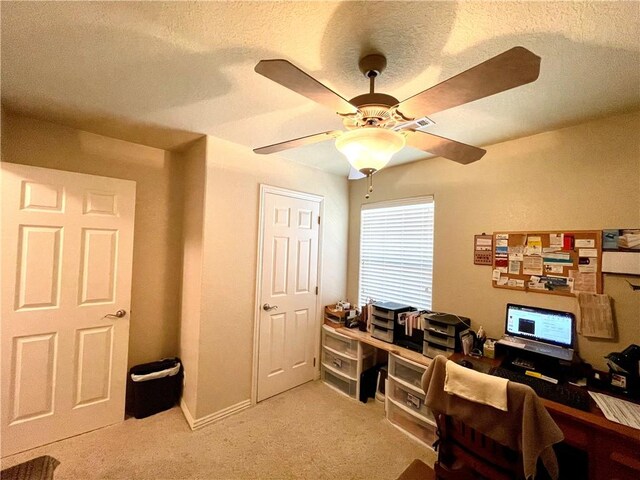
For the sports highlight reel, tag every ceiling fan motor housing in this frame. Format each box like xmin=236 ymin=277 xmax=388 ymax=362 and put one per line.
xmin=343 ymin=93 xmax=410 ymax=130
xmin=344 ymin=53 xmax=412 ymax=129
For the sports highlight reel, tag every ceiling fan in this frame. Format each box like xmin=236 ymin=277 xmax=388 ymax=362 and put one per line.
xmin=253 ymin=47 xmax=540 ymax=195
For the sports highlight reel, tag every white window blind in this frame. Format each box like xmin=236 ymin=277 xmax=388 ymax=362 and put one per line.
xmin=359 ymin=197 xmax=434 ymax=310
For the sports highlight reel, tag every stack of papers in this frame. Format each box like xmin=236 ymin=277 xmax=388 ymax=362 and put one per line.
xmin=589 ymin=391 xmax=640 ymax=430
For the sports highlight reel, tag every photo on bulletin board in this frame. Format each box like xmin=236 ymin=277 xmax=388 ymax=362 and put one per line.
xmin=602 ymin=229 xmax=640 ymax=251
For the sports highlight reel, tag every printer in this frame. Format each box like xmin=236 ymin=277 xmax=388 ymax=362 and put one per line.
xmin=605 ymin=344 xmax=640 ymax=398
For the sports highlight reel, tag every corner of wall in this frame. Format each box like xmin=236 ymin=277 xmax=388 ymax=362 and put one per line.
xmin=177 ymin=136 xmax=208 ymax=416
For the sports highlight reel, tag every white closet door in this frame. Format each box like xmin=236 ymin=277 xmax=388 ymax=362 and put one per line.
xmin=257 ymin=188 xmax=321 ymax=401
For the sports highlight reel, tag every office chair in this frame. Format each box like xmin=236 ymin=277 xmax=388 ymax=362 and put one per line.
xmin=397 ymin=355 xmax=562 ymax=480
xmin=396 ymin=413 xmax=524 ymax=480
xmin=433 ymin=412 xmax=525 ymax=480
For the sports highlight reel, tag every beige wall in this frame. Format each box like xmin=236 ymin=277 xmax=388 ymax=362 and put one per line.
xmin=176 ymin=137 xmax=207 ymax=415
xmin=347 ymin=112 xmax=640 ymax=370
xmin=193 ymin=135 xmax=349 ymax=418
xmin=1 ymin=112 xmax=185 ymax=368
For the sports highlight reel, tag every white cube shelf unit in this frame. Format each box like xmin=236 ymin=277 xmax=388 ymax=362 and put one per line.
xmin=386 ymin=353 xmax=437 ymax=450
xmin=321 ymin=325 xmax=374 ymax=400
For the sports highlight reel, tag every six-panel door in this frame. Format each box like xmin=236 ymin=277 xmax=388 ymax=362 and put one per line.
xmin=1 ymin=163 xmax=136 ymax=456
xmin=257 ymin=190 xmax=321 ymax=402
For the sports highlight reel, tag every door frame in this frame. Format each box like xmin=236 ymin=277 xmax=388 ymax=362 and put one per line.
xmin=251 ymin=184 xmax=324 ymax=405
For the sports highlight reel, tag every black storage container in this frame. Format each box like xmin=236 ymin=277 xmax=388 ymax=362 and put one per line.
xmin=128 ymin=357 xmax=183 ymax=419
xmin=359 ymin=364 xmax=379 ymax=403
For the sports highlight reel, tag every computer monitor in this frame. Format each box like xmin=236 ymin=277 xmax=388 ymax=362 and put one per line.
xmin=505 ymin=303 xmax=575 ymax=348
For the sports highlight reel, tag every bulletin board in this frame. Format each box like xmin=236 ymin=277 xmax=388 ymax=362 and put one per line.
xmin=491 ymin=230 xmax=602 ymax=297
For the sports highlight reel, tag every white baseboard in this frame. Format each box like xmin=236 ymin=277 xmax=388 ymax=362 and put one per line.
xmin=179 ymin=398 xmax=251 ymax=431
xmin=179 ymin=398 xmax=197 ymax=429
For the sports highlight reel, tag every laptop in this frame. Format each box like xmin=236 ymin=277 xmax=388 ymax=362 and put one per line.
xmin=497 ymin=303 xmax=576 ymax=361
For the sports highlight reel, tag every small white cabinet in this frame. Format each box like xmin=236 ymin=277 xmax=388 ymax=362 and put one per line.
xmin=386 ymin=353 xmax=436 ymax=450
xmin=321 ymin=325 xmax=373 ymax=400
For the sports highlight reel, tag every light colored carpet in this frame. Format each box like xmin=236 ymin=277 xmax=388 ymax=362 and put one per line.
xmin=1 ymin=380 xmax=436 ymax=479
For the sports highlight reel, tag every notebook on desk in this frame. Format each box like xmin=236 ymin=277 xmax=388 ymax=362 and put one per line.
xmin=497 ymin=303 xmax=576 ymax=362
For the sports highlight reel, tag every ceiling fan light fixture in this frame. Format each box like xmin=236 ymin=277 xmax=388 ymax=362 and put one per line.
xmin=335 ymin=127 xmax=405 ymax=174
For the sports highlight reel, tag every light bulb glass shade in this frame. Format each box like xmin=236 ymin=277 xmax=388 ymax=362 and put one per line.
xmin=335 ymin=127 xmax=405 ymax=173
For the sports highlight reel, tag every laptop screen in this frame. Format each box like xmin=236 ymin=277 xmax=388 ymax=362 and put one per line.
xmin=505 ymin=303 xmax=575 ymax=348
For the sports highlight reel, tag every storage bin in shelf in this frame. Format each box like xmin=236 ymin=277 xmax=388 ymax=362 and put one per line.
xmin=423 ymin=342 xmax=454 ymax=359
xmin=372 ymin=304 xmax=398 ymax=320
xmin=321 ymin=366 xmax=357 ymax=398
xmin=322 ymin=348 xmax=376 ymax=381
xmin=389 ymin=354 xmax=427 ymax=392
xmin=371 ymin=315 xmax=394 ymax=330
xmin=424 ymin=330 xmax=456 ymax=349
xmin=325 ymin=305 xmax=347 ymax=321
xmin=324 ymin=305 xmax=348 ymax=327
xmin=322 ymin=325 xmax=358 ymax=358
xmin=387 ymin=397 xmax=437 ymax=448
xmin=371 ymin=324 xmax=394 ymax=343
xmin=322 ymin=346 xmax=358 ymax=379
xmin=425 ymin=322 xmax=459 ymax=337
xmin=388 ymin=376 xmax=435 ymax=424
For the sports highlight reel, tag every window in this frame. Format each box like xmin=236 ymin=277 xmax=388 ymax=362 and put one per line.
xmin=359 ymin=197 xmax=434 ymax=310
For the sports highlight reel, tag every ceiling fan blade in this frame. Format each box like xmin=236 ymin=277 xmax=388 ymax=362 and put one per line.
xmin=405 ymin=129 xmax=486 ymax=164
xmin=394 ymin=47 xmax=541 ymax=118
xmin=255 ymin=59 xmax=358 ymax=115
xmin=253 ymin=130 xmax=342 ymax=155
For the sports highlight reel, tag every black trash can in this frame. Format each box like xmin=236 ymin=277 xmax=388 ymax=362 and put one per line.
xmin=128 ymin=357 xmax=183 ymax=419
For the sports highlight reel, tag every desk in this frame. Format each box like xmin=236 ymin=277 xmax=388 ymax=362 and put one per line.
xmin=452 ymin=353 xmax=640 ymax=480
xmin=540 ymin=389 xmax=640 ymax=479
xmin=337 ymin=328 xmax=640 ymax=480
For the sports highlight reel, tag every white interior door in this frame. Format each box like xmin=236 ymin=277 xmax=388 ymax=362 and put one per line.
xmin=1 ymin=163 xmax=136 ymax=456
xmin=257 ymin=187 xmax=321 ymax=402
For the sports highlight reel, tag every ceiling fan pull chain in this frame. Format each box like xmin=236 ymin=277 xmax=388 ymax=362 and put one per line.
xmin=365 ymin=173 xmax=374 ymax=199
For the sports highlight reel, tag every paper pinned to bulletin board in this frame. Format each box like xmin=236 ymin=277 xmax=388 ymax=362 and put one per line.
xmin=491 ymin=230 xmax=603 ymax=297
xmin=474 ymin=234 xmax=493 ymax=265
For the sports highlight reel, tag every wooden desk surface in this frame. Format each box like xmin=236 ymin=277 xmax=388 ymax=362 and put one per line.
xmin=544 ymin=393 xmax=640 ymax=443
xmin=336 ymin=327 xmax=431 ymax=367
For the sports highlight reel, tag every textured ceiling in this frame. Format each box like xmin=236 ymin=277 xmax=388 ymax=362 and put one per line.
xmin=2 ymin=1 xmax=639 ymax=174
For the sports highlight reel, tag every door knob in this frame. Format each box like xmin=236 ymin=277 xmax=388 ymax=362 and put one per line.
xmin=263 ymin=303 xmax=278 ymax=311
xmin=105 ymin=309 xmax=127 ymax=319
